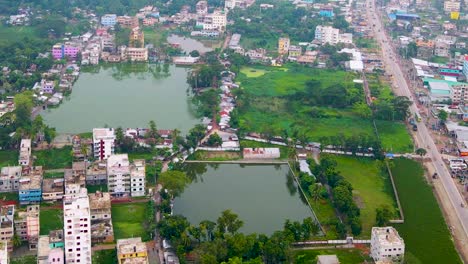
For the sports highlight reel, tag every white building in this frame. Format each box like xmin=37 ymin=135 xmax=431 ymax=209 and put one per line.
xmin=93 ymin=128 xmax=115 ymax=160
xmin=130 ymin=160 xmax=146 ymax=197
xmin=0 ymin=242 xmax=8 ymax=264
xmin=444 ymin=0 xmax=461 ymax=12
xmin=0 ymin=166 xmax=21 ymax=192
xmin=107 ymin=154 xmax=131 ymax=197
xmin=370 ymin=227 xmax=405 ymax=263
xmin=451 ymin=83 xmax=468 ymax=104
xmin=224 ymin=0 xmax=255 ymax=9
xmin=315 ymin=26 xmax=352 ymax=45
xmin=19 ymin=139 xmax=31 ymax=166
xmin=63 ymin=186 xmax=91 ymax=264
xmin=197 ymin=10 xmax=227 ymax=32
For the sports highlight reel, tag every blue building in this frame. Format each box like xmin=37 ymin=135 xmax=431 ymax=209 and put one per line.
xmin=101 ymin=14 xmax=117 ymax=27
xmin=18 ymin=167 xmax=43 ymax=205
xmin=463 ymin=56 xmax=468 ymax=80
xmin=319 ymin=7 xmax=334 ymax=18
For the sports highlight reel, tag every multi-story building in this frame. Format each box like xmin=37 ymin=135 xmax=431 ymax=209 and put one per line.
xmin=314 ymin=26 xmax=338 ymax=45
xmin=130 ymin=160 xmax=145 ymax=197
xmin=63 ymin=186 xmax=91 ymax=264
xmin=19 ymin=166 xmax=43 ymax=205
xmin=319 ymin=7 xmax=334 ymax=18
xmin=278 ymin=37 xmax=290 ymax=55
xmin=14 ymin=205 xmax=40 ymax=250
xmin=288 ymin=45 xmax=302 ymax=58
xmin=40 ymin=79 xmax=55 ymax=94
xmin=434 ymin=41 xmax=450 ymax=58
xmin=444 ymin=0 xmax=461 ymax=12
xmin=224 ymin=0 xmax=255 ymax=9
xmin=129 ymin=27 xmax=145 ymax=48
xmin=116 ymin=237 xmax=149 ymax=264
xmin=451 ymin=83 xmax=468 ymax=104
xmin=89 ymin=192 xmax=114 ymax=243
xmin=416 ymin=39 xmax=434 ymax=59
xmin=0 ymin=242 xmax=8 ymax=264
xmin=197 ymin=10 xmax=227 ymax=31
xmin=107 ymin=154 xmax=131 ymax=197
xmin=117 ymin=16 xmax=139 ymax=28
xmin=463 ymin=56 xmax=468 ymax=80
xmin=42 ymin=178 xmax=64 ymax=202
xmin=0 ymin=205 xmax=15 ymax=252
xmin=370 ymin=227 xmax=405 ymax=263
xmin=52 ymin=43 xmax=81 ymax=60
xmin=101 ymin=14 xmax=117 ymax=27
xmin=0 ymin=166 xmax=21 ymax=192
xmin=38 ymin=233 xmax=65 ymax=264
xmin=86 ymin=161 xmax=107 ymax=185
xmin=124 ymin=47 xmax=149 ymax=62
xmin=19 ymin=139 xmax=31 ymax=166
xmin=93 ymin=128 xmax=115 ymax=160
xmin=196 ymin=1 xmax=208 ymax=15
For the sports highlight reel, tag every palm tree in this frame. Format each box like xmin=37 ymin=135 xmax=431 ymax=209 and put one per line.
xmin=309 ymin=184 xmax=321 ymax=203
xmin=12 ymin=234 xmax=21 ymax=248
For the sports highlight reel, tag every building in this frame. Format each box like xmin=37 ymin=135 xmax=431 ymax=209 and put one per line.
xmin=451 ymin=83 xmax=468 ymax=104
xmin=130 ymin=27 xmax=145 ymax=48
xmin=116 ymin=237 xmax=149 ymax=264
xmin=86 ymin=161 xmax=107 ymax=185
xmin=19 ymin=139 xmax=31 ymax=166
xmin=197 ymin=10 xmax=227 ymax=32
xmin=37 ymin=234 xmax=65 ymax=264
xmin=89 ymin=192 xmax=114 ymax=243
xmin=117 ymin=16 xmax=139 ymax=28
xmin=243 ymin=148 xmax=280 ymax=159
xmin=121 ymin=47 xmax=149 ymax=62
xmin=444 ymin=0 xmax=461 ymax=12
xmin=224 ymin=0 xmax=255 ymax=9
xmin=14 ymin=205 xmax=40 ymax=250
xmin=319 ymin=7 xmax=334 ymax=18
xmin=416 ymin=39 xmax=434 ymax=59
xmin=463 ymin=56 xmax=468 ymax=80
xmin=0 ymin=166 xmax=21 ymax=193
xmin=52 ymin=43 xmax=81 ymax=60
xmin=107 ymin=154 xmax=131 ymax=197
xmin=63 ymin=187 xmax=91 ymax=264
xmin=229 ymin=33 xmax=242 ymax=49
xmin=0 ymin=205 xmax=15 ymax=252
xmin=72 ymin=135 xmax=85 ymax=161
xmin=19 ymin=166 xmax=43 ymax=205
xmin=288 ymin=45 xmax=302 ymax=58
xmin=278 ymin=37 xmax=290 ymax=55
xmin=434 ymin=41 xmax=451 ymax=58
xmin=40 ymin=79 xmax=55 ymax=94
xmin=0 ymin=242 xmax=8 ymax=264
xmin=317 ymin=255 xmax=339 ymax=264
xmin=196 ymin=1 xmax=208 ymax=15
xmin=130 ymin=160 xmax=145 ymax=197
xmin=42 ymin=178 xmax=64 ymax=202
xmin=370 ymin=227 xmax=405 ymax=263
xmin=142 ymin=18 xmax=158 ymax=27
xmin=314 ymin=26 xmax=353 ymax=45
xmin=101 ymin=14 xmax=117 ymax=27
xmin=93 ymin=128 xmax=115 ymax=160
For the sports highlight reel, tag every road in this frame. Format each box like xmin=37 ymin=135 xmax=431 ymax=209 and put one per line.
xmin=366 ymin=0 xmax=468 ymax=244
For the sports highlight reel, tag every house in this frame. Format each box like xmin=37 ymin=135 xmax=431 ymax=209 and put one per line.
xmin=51 ymin=43 xmax=81 ymax=60
xmin=93 ymin=128 xmax=115 ymax=160
xmin=196 ymin=1 xmax=208 ymax=15
xmin=19 ymin=139 xmax=31 ymax=166
xmin=14 ymin=205 xmax=40 ymax=250
xmin=288 ymin=45 xmax=302 ymax=58
xmin=101 ymin=14 xmax=117 ymax=27
xmin=117 ymin=16 xmax=139 ymax=28
xmin=196 ymin=10 xmax=227 ymax=32
xmin=130 ymin=160 xmax=146 ymax=197
xmin=37 ymin=233 xmax=65 ymax=264
xmin=243 ymin=148 xmax=280 ymax=159
xmin=40 ymin=79 xmax=55 ymax=94
xmin=86 ymin=161 xmax=107 ymax=185
xmin=89 ymin=192 xmax=114 ymax=243
xmin=19 ymin=166 xmax=43 ymax=205
xmin=42 ymin=178 xmax=64 ymax=202
xmin=416 ymin=39 xmax=434 ymax=59
xmin=0 ymin=205 xmax=15 ymax=251
xmin=224 ymin=0 xmax=255 ymax=9
xmin=72 ymin=135 xmax=85 ymax=161
xmin=107 ymin=154 xmax=131 ymax=197
xmin=319 ymin=7 xmax=334 ymax=18
xmin=370 ymin=227 xmax=405 ymax=263
xmin=116 ymin=237 xmax=149 ymax=264
xmin=278 ymin=37 xmax=290 ymax=55
xmin=0 ymin=166 xmax=21 ymax=193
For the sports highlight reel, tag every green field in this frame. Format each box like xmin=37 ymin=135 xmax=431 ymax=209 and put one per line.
xmin=375 ymin=120 xmax=413 ymax=153
xmin=391 ymin=159 xmax=462 ymax=264
xmin=92 ymin=249 xmax=117 ymax=264
xmin=0 ymin=150 xmax=18 ymax=167
xmin=0 ymin=192 xmax=18 ymax=201
xmin=308 ymin=196 xmax=339 ymax=239
xmin=334 ymin=156 xmax=398 ymax=236
xmin=143 ymin=27 xmax=168 ymax=47
xmin=0 ymin=24 xmax=39 ymax=45
xmin=40 ymin=208 xmax=63 ymax=235
xmin=87 ymin=184 xmax=108 ymax=193
xmin=43 ymin=171 xmax=64 ymax=179
xmin=33 ymin=146 xmax=72 ymax=169
xmin=11 ymin=256 xmax=37 ymax=264
xmin=239 ymin=66 xmax=268 ymax=78
xmin=294 ymin=248 xmax=371 ymax=264
xmin=112 ymin=203 xmax=149 ymax=241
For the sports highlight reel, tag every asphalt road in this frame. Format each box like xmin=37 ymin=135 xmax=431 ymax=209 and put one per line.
xmin=366 ymin=0 xmax=468 ymax=239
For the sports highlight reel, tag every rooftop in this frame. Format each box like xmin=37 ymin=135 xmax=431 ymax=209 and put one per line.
xmin=117 ymin=237 xmax=147 ymax=255
xmin=0 ymin=166 xmax=22 ymax=179
xmin=42 ymin=178 xmax=64 ymax=193
xmin=19 ymin=174 xmax=42 ymax=190
xmin=93 ymin=128 xmax=115 ymax=141
xmin=372 ymin=227 xmax=404 ymax=246
xmin=89 ymin=191 xmax=111 ymax=211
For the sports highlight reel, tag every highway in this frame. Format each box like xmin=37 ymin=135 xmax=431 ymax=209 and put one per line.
xmin=366 ymin=0 xmax=468 ymax=241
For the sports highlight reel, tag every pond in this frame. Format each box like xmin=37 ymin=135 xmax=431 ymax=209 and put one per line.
xmin=174 ymin=163 xmax=316 ymax=235
xmin=43 ymin=63 xmax=200 ymax=134
xmin=167 ymin=34 xmax=222 ymax=54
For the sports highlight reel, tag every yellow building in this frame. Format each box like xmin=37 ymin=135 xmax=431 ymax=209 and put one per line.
xmin=450 ymin=11 xmax=460 ymax=20
xmin=117 ymin=237 xmax=149 ymax=264
xmin=129 ymin=27 xmax=145 ymax=48
xmin=278 ymin=37 xmax=290 ymax=55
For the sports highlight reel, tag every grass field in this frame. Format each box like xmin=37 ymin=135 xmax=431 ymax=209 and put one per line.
xmin=11 ymin=256 xmax=37 ymax=264
xmin=92 ymin=249 xmax=117 ymax=264
xmin=143 ymin=27 xmax=168 ymax=47
xmin=87 ymin=184 xmax=108 ymax=193
xmin=391 ymin=159 xmax=462 ymax=264
xmin=334 ymin=156 xmax=397 ymax=236
xmin=43 ymin=171 xmax=64 ymax=179
xmin=239 ymin=66 xmax=268 ymax=78
xmin=0 ymin=192 xmax=18 ymax=202
xmin=308 ymin=197 xmax=339 ymax=239
xmin=112 ymin=203 xmax=149 ymax=241
xmin=0 ymin=150 xmax=18 ymax=167
xmin=294 ymin=248 xmax=371 ymax=264
xmin=376 ymin=120 xmax=413 ymax=153
xmin=33 ymin=146 xmax=72 ymax=169
xmin=40 ymin=208 xmax=63 ymax=235
xmin=0 ymin=24 xmax=39 ymax=45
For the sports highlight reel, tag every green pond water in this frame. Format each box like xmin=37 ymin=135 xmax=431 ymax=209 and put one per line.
xmin=174 ymin=163 xmax=316 ymax=235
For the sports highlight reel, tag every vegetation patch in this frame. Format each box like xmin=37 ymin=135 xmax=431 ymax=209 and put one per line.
xmin=86 ymin=184 xmax=108 ymax=193
xmin=43 ymin=171 xmax=64 ymax=179
xmin=11 ymin=256 xmax=37 ymax=264
xmin=391 ymin=159 xmax=462 ymax=264
xmin=239 ymin=66 xmax=268 ymax=78
xmin=375 ymin=120 xmax=413 ymax=153
xmin=111 ymin=203 xmax=149 ymax=241
xmin=92 ymin=249 xmax=117 ymax=264
xmin=294 ymin=248 xmax=371 ymax=264
xmin=40 ymin=208 xmax=63 ymax=235
xmin=33 ymin=146 xmax=72 ymax=169
xmin=0 ymin=192 xmax=18 ymax=202
xmin=188 ymin=150 xmax=241 ymax=161
xmin=0 ymin=150 xmax=18 ymax=167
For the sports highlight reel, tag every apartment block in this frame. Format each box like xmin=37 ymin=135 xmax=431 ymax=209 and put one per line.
xmin=14 ymin=205 xmax=40 ymax=250
xmin=444 ymin=0 xmax=461 ymax=12
xmin=107 ymin=154 xmax=131 ymax=197
xmin=451 ymin=84 xmax=468 ymax=104
xmin=130 ymin=160 xmax=146 ymax=197
xmin=314 ymin=26 xmax=353 ymax=45
xmin=86 ymin=161 xmax=107 ymax=185
xmin=124 ymin=47 xmax=149 ymax=62
xmin=196 ymin=1 xmax=208 ymax=15
xmin=117 ymin=237 xmax=149 ymax=264
xmin=0 ymin=205 xmax=15 ymax=252
xmin=197 ymin=10 xmax=227 ymax=31
xmin=278 ymin=37 xmax=290 ymax=55
xmin=63 ymin=187 xmax=91 ymax=264
xmin=117 ymin=16 xmax=139 ymax=28
xmin=19 ymin=166 xmax=43 ymax=205
xmin=101 ymin=14 xmax=117 ymax=27
xmin=0 ymin=166 xmax=21 ymax=193
xmin=93 ymin=128 xmax=115 ymax=160
xmin=52 ymin=43 xmax=81 ymax=60
xmin=89 ymin=192 xmax=114 ymax=243
xmin=19 ymin=139 xmax=31 ymax=166
xmin=38 ymin=233 xmax=65 ymax=264
xmin=42 ymin=178 xmax=64 ymax=202
xmin=370 ymin=227 xmax=405 ymax=263
xmin=0 ymin=242 xmax=8 ymax=264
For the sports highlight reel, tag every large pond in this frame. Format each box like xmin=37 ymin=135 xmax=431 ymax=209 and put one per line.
xmin=174 ymin=163 xmax=316 ymax=235
xmin=43 ymin=64 xmax=199 ymax=134
xmin=167 ymin=34 xmax=222 ymax=54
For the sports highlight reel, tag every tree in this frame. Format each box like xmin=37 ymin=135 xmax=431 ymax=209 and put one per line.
xmin=217 ymin=210 xmax=244 ymax=234
xmin=148 ymin=120 xmax=158 ymax=139
xmin=375 ymin=205 xmax=393 ymax=226
xmin=44 ymin=126 xmax=56 ymax=146
xmin=190 ymin=50 xmax=200 ymax=57
xmin=308 ymin=184 xmax=321 ymax=203
xmin=352 ymin=102 xmax=372 ymax=119
xmin=12 ymin=233 xmax=21 ymax=248
xmin=158 ymin=170 xmax=189 ymax=197
xmin=415 ymin=148 xmax=427 ymax=157
xmin=438 ymin=110 xmax=448 ymax=123
xmin=14 ymin=91 xmax=34 ymax=130
xmin=115 ymin=126 xmax=124 ymax=146
xmin=206 ymin=133 xmax=222 ymax=147
xmin=158 ymin=215 xmax=190 ymax=240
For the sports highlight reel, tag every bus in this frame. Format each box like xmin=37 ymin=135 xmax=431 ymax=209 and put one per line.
xmin=414 ymin=112 xmax=422 ymax=122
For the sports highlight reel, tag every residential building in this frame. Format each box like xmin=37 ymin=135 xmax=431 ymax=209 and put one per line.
xmin=224 ymin=0 xmax=255 ymax=9
xmin=278 ymin=37 xmax=290 ymax=55
xmin=63 ymin=187 xmax=91 ymax=264
xmin=93 ymin=128 xmax=115 ymax=160
xmin=130 ymin=27 xmax=145 ymax=48
xmin=142 ymin=18 xmax=158 ymax=27
xmin=0 ymin=166 xmax=21 ymax=193
xmin=370 ymin=227 xmax=405 ymax=263
xmin=243 ymin=148 xmax=280 ymax=159
xmin=89 ymin=192 xmax=114 ymax=243
xmin=70 ymin=162 xmax=87 ymax=187
xmin=463 ymin=56 xmax=468 ymax=80
xmin=72 ymin=135 xmax=85 ymax=161
xmin=117 ymin=16 xmax=139 ymax=28
xmin=0 ymin=205 xmax=15 ymax=252
xmin=124 ymin=47 xmax=149 ymax=62
xmin=245 ymin=49 xmax=266 ymax=61
xmin=14 ymin=205 xmax=40 ymax=250
xmin=314 ymin=26 xmax=353 ymax=45
xmin=86 ymin=161 xmax=107 ymax=185
xmin=434 ymin=41 xmax=450 ymax=58
xmin=130 ymin=160 xmax=145 ymax=197
xmin=228 ymin=33 xmax=242 ymax=49
xmin=297 ymin=51 xmax=317 ymax=65
xmin=196 ymin=1 xmax=208 ymax=15
xmin=52 ymin=43 xmax=81 ymax=60
xmin=19 ymin=166 xmax=43 ymax=205
xmin=416 ymin=39 xmax=434 ymax=59
xmin=107 ymin=154 xmax=131 ymax=197
xmin=39 ymin=79 xmax=55 ymax=94
xmin=42 ymin=178 xmax=64 ymax=202
xmin=19 ymin=139 xmax=31 ymax=166
xmin=444 ymin=0 xmax=461 ymax=12
xmin=197 ymin=10 xmax=227 ymax=32
xmin=38 ymin=234 xmax=65 ymax=264
xmin=0 ymin=242 xmax=8 ymax=264
xmin=116 ymin=237 xmax=149 ymax=264
xmin=451 ymin=83 xmax=468 ymax=104
xmin=101 ymin=14 xmax=117 ymax=27
xmin=288 ymin=45 xmax=302 ymax=58
xmin=319 ymin=7 xmax=334 ymax=18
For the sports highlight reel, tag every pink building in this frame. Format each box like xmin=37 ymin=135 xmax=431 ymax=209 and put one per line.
xmin=52 ymin=43 xmax=81 ymax=60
